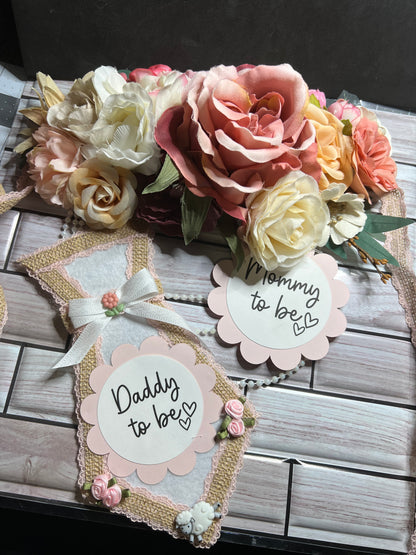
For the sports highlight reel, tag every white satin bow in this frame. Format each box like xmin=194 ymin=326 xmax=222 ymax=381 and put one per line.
xmin=54 ymin=268 xmax=192 ymax=369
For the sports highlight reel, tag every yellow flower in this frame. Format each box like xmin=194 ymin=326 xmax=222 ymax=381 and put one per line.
xmin=65 ymin=159 xmax=138 ymax=229
xmin=305 ymin=103 xmax=354 ymax=190
xmin=244 ymin=171 xmax=330 ymax=271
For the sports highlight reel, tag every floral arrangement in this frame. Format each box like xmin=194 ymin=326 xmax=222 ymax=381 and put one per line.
xmin=15 ymin=63 xmax=413 ymax=279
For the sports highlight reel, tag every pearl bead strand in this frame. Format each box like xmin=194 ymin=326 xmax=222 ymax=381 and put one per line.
xmin=237 ymin=360 xmax=306 ymax=390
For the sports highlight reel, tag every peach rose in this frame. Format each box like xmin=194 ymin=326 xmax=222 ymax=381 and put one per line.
xmin=305 ymin=102 xmax=354 ymax=191
xmin=350 ymin=117 xmax=397 ymax=198
xmin=65 ymin=159 xmax=138 ymax=229
xmin=155 ymin=64 xmax=320 ymax=220
xmin=26 ymin=124 xmax=83 ymax=205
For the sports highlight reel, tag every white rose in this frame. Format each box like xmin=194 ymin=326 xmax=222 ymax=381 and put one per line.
xmin=83 ymin=82 xmax=161 ymax=175
xmin=92 ymin=65 xmax=126 ymax=104
xmin=321 ymin=183 xmax=366 ymax=244
xmin=244 ymin=171 xmax=330 ymax=271
xmin=138 ymin=70 xmax=187 ymax=121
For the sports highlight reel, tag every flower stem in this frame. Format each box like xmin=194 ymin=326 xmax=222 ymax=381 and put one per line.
xmin=347 ymin=236 xmax=392 ymax=283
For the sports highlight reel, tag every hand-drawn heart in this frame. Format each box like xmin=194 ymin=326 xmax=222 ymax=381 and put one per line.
xmin=182 ymin=401 xmax=197 ymax=417
xmin=304 ymin=312 xmax=319 ymax=329
xmin=179 ymin=417 xmax=191 ymax=431
xmin=293 ymin=322 xmax=306 ymax=336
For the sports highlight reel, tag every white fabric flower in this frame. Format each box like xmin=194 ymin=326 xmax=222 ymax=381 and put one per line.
xmin=83 ymin=82 xmax=161 ymax=175
xmin=138 ymin=70 xmax=187 ymax=121
xmin=321 ymin=183 xmax=366 ymax=245
xmin=47 ymin=71 xmax=102 ymax=142
xmin=92 ymin=65 xmax=126 ymax=104
xmin=244 ymin=170 xmax=330 ymax=271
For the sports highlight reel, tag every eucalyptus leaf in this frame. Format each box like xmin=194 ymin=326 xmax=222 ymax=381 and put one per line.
xmin=324 ymin=238 xmax=348 ymax=260
xmin=354 ymin=230 xmax=399 ymax=266
xmin=180 ymin=188 xmax=212 ymax=245
xmin=364 ymin=212 xmax=415 ymax=234
xmin=142 ymin=154 xmax=180 ymax=194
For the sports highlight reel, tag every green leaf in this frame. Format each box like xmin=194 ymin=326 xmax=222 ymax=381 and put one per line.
xmin=217 ymin=213 xmax=246 ymax=270
xmin=369 ymin=232 xmax=386 ymax=243
xmin=354 ymin=230 xmax=399 ymax=266
xmin=180 ymin=188 xmax=212 ymax=245
xmin=364 ymin=212 xmax=415 ymax=234
xmin=324 ymin=238 xmax=348 ymax=260
xmin=341 ymin=119 xmax=352 ymax=136
xmin=142 ymin=154 xmax=180 ymax=194
xmin=309 ymin=93 xmax=321 ymax=107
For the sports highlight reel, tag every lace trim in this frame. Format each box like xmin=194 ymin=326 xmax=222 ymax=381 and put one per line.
xmin=0 ymin=185 xmax=34 ymax=214
xmin=381 ymin=188 xmax=416 ymax=348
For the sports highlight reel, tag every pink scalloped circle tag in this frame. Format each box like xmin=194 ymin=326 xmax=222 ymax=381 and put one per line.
xmin=208 ymin=253 xmax=349 ymax=370
xmin=80 ymin=336 xmax=223 ymax=485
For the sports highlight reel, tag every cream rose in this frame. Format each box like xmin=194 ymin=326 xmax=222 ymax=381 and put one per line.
xmin=305 ymin=102 xmax=354 ymax=190
xmin=244 ymin=171 xmax=330 ymax=271
xmin=65 ymin=158 xmax=138 ymax=229
xmin=47 ymin=71 xmax=102 ymax=142
xmin=84 ymin=82 xmax=161 ymax=175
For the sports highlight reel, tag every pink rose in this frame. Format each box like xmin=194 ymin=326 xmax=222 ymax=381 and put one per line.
xmin=129 ymin=64 xmax=173 ymax=82
xmin=227 ymin=419 xmax=245 ymax=438
xmin=155 ymin=64 xmax=320 ymax=220
xmin=102 ymin=484 xmax=122 ymax=508
xmin=224 ymin=399 xmax=244 ymax=420
xmin=328 ymin=99 xmax=361 ymax=127
xmin=26 ymin=124 xmax=83 ymax=206
xmin=90 ymin=473 xmax=111 ymax=501
xmin=309 ymin=89 xmax=327 ymax=108
xmin=350 ymin=117 xmax=397 ymax=198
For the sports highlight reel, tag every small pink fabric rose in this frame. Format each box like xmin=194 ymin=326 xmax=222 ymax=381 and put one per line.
xmin=328 ymin=99 xmax=361 ymax=127
xmin=224 ymin=399 xmax=244 ymax=420
xmin=155 ymin=64 xmax=320 ymax=220
xmin=227 ymin=419 xmax=245 ymax=438
xmin=350 ymin=117 xmax=397 ymax=198
xmin=90 ymin=473 xmax=111 ymax=501
xmin=102 ymin=484 xmax=122 ymax=508
xmin=26 ymin=124 xmax=83 ymax=205
xmin=309 ymin=89 xmax=327 ymax=108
